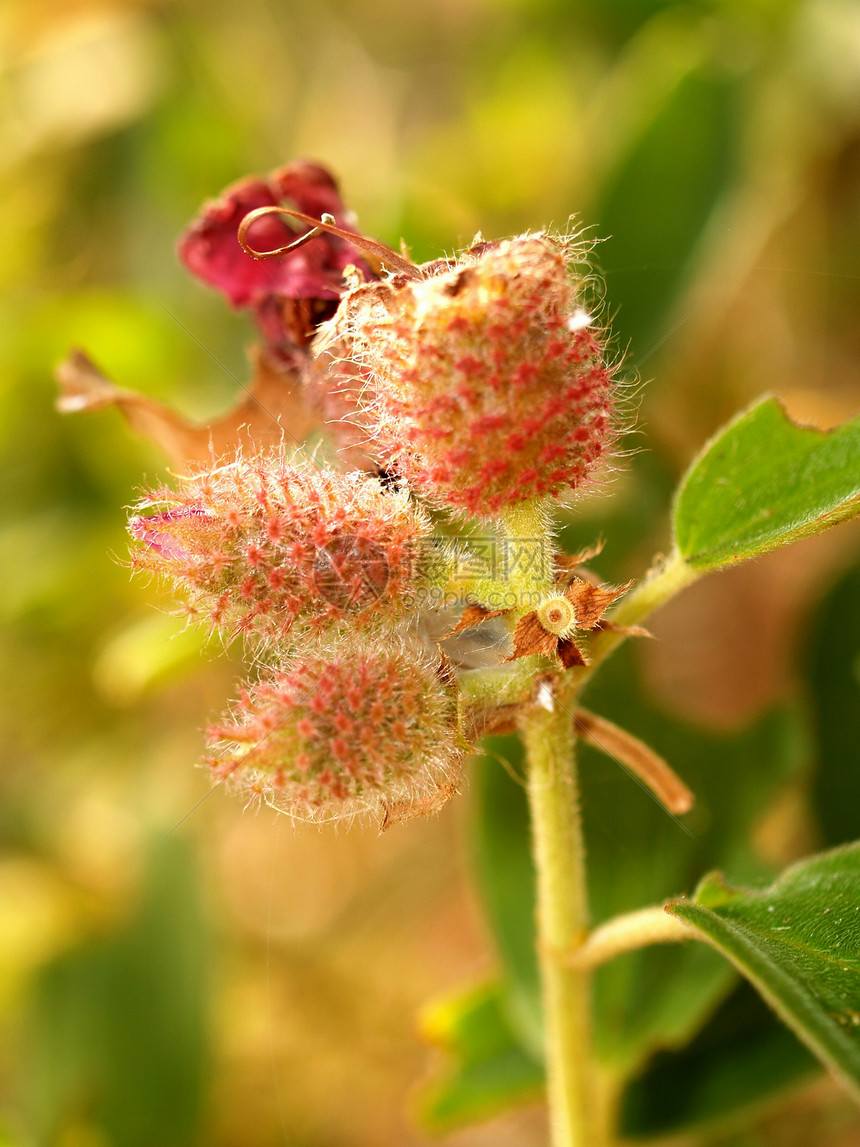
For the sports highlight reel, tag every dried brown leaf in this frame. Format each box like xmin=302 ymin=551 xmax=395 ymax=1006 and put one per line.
xmin=55 ymin=346 xmax=320 ymax=470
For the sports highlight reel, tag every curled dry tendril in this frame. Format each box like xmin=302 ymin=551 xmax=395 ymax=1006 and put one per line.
xmin=237 ymin=205 xmax=423 ymax=280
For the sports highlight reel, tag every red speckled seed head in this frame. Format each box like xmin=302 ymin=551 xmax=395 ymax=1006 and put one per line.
xmin=320 ymin=234 xmax=617 ymax=518
xmin=129 ymin=453 xmax=432 ymax=642
xmin=206 ymin=641 xmax=463 ymax=822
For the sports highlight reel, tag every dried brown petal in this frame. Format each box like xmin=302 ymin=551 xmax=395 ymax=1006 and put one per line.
xmin=553 ymin=540 xmax=605 ymax=577
xmin=565 ymin=578 xmax=633 ymax=629
xmin=507 ymin=611 xmax=560 ymax=661
xmin=444 ymin=602 xmax=510 ymax=638
xmin=435 ymin=650 xmax=458 ymax=689
xmin=558 ymin=637 xmax=588 ymax=668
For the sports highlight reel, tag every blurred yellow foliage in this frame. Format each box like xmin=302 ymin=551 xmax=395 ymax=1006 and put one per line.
xmin=0 ymin=0 xmax=858 ymax=1144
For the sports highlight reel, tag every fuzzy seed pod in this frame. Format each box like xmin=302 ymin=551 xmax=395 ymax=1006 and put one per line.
xmin=207 ymin=641 xmax=463 ymax=822
xmin=319 ymin=234 xmax=617 ymax=517
xmin=129 ymin=453 xmax=433 ymax=642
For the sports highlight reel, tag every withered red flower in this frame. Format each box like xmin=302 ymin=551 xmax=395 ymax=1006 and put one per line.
xmin=178 ymin=159 xmax=375 ymax=360
xmin=56 ymin=162 xmax=379 ymax=471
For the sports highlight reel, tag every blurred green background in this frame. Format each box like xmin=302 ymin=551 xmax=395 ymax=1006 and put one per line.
xmin=1 ymin=0 xmax=860 ymax=1144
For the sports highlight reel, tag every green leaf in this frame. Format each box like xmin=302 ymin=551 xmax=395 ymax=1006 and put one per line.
xmin=595 ymin=65 xmax=738 ymax=364
xmin=667 ymin=842 xmax=860 ymax=1103
xmin=673 ymin=398 xmax=860 ymax=571
xmin=25 ymin=836 xmax=210 ymax=1147
xmin=472 ymin=737 xmax=542 ymax=1055
xmin=806 ymin=558 xmax=860 ymax=847
xmin=621 ymin=979 xmax=818 ymax=1139
xmin=415 ymin=981 xmax=544 ymax=1133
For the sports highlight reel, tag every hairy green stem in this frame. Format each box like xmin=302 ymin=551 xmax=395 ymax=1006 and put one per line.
xmin=497 ymin=501 xmax=612 ymax=1145
xmin=587 ymin=548 xmax=699 ymax=670
xmin=521 ymin=701 xmax=609 ymax=1147
xmin=493 ymin=505 xmax=708 ymax=1144
xmin=499 ymin=499 xmax=553 ymax=608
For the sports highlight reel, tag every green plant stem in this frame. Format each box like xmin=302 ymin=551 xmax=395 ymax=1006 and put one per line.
xmin=512 ymin=547 xmax=703 ymax=1144
xmin=521 ymin=699 xmax=609 ymax=1147
xmin=500 ymin=500 xmax=611 ymax=1145
xmin=587 ymin=548 xmax=699 ymax=671
xmin=499 ymin=499 xmax=552 ymax=607
xmin=512 ymin=541 xmax=702 ymax=1144
xmin=477 ymin=523 xmax=706 ymax=1144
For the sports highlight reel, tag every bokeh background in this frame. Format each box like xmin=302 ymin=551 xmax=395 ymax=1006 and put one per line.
xmin=2 ymin=0 xmax=860 ymax=1144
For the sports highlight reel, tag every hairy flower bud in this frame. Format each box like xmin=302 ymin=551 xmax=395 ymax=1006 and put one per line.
xmin=207 ymin=642 xmax=463 ymax=822
xmin=320 ymin=234 xmax=617 ymax=517
xmin=129 ymin=454 xmax=433 ymax=641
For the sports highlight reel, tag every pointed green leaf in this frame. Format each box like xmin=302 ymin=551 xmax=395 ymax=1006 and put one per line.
xmin=805 ymin=559 xmax=860 ymax=847
xmin=595 ymin=66 xmax=738 ymax=363
xmin=673 ymin=398 xmax=860 ymax=571
xmin=621 ymin=979 xmax=818 ymax=1139
xmin=667 ymin=842 xmax=860 ymax=1103
xmin=415 ymin=981 xmax=543 ymax=1133
xmin=25 ymin=837 xmax=210 ymax=1147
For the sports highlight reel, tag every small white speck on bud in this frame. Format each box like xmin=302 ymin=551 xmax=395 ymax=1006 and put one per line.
xmin=566 ymin=308 xmax=592 ymax=332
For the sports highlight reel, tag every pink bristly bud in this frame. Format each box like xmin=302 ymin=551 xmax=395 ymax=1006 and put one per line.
xmin=206 ymin=642 xmax=463 ymax=823
xmin=320 ymin=234 xmax=617 ymax=517
xmin=129 ymin=454 xmax=432 ymax=641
